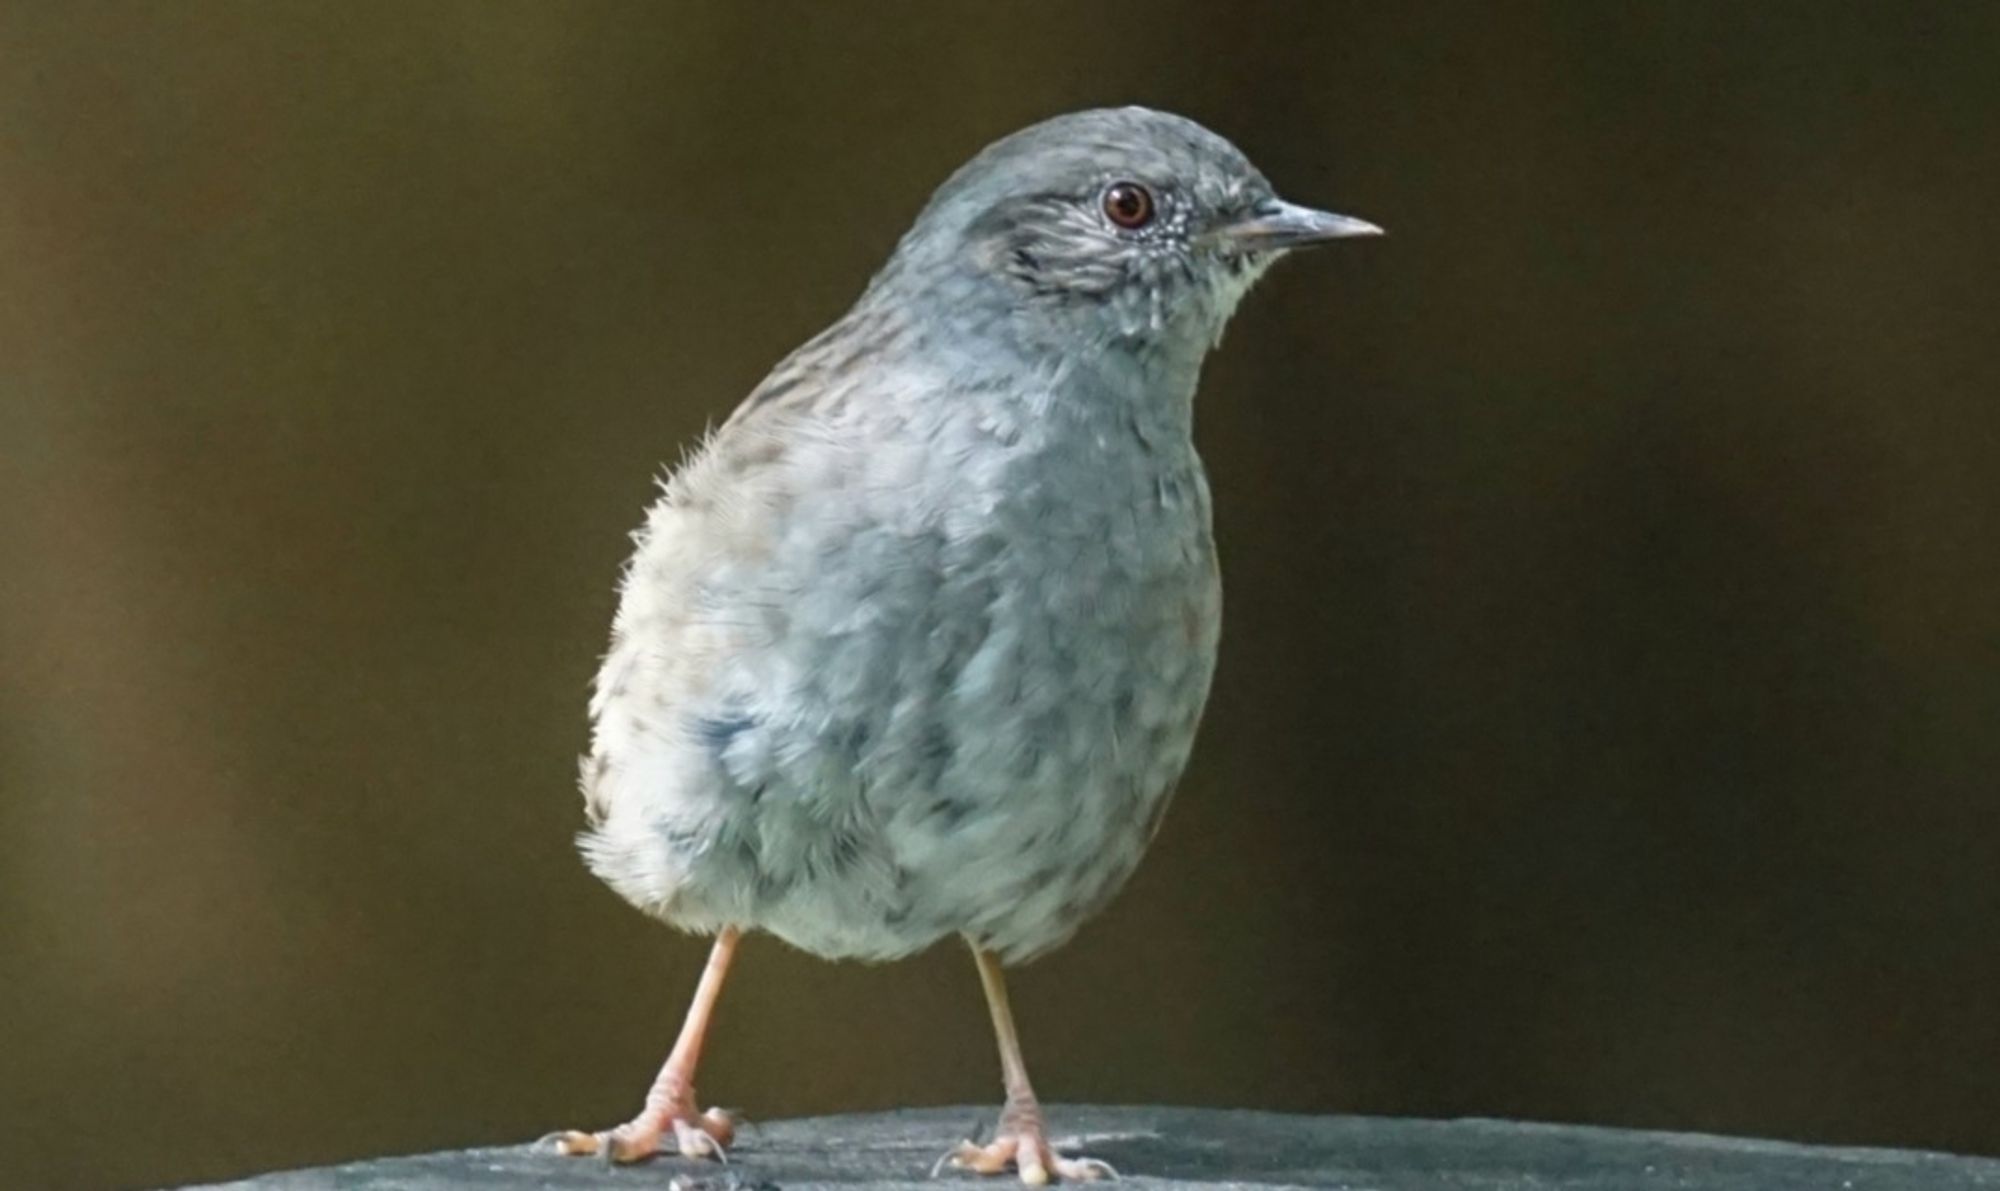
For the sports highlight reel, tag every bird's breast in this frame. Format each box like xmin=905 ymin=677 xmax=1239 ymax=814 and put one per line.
xmin=585 ymin=371 xmax=1222 ymax=962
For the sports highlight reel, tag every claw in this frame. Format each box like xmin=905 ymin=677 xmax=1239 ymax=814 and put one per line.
xmin=1017 ymin=1144 xmax=1048 ymax=1187
xmin=547 ymin=1129 xmax=605 ymax=1157
xmin=674 ymin=1117 xmax=729 ymax=1163
xmin=1057 ymin=1157 xmax=1118 ymax=1181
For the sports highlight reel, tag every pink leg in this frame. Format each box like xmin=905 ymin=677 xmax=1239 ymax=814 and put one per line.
xmin=941 ymin=945 xmax=1116 ymax=1185
xmin=553 ymin=926 xmax=742 ymax=1163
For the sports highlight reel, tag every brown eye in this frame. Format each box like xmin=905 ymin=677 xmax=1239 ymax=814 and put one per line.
xmin=1102 ymin=181 xmax=1155 ymax=229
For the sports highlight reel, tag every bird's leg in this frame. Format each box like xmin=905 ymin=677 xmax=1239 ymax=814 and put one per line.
xmin=552 ymin=926 xmax=742 ymax=1163
xmin=941 ymin=944 xmax=1116 ymax=1185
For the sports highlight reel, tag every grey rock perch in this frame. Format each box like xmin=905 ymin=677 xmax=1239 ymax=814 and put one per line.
xmin=184 ymin=1106 xmax=2000 ymax=1190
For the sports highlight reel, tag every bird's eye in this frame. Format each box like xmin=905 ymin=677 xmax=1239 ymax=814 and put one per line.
xmin=1102 ymin=182 xmax=1156 ymax=230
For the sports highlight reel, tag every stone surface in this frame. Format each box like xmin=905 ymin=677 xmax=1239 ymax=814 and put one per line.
xmin=180 ymin=1105 xmax=2000 ymax=1190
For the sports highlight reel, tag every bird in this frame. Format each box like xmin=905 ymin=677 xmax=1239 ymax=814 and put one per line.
xmin=551 ymin=106 xmax=1380 ymax=1184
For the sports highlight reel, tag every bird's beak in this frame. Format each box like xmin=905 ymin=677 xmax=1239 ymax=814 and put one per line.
xmin=1212 ymin=199 xmax=1384 ymax=251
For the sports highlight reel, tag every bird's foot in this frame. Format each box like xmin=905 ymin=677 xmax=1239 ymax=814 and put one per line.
xmin=936 ymin=1110 xmax=1116 ymax=1185
xmin=549 ymin=1103 xmax=737 ymax=1164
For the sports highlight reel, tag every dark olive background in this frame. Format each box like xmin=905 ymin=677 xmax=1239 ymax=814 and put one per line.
xmin=5 ymin=4 xmax=1999 ymax=1189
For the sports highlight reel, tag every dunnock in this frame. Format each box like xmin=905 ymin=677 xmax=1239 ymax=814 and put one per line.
xmin=554 ymin=106 xmax=1379 ymax=1183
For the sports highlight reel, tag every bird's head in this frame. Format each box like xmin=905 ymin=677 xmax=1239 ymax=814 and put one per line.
xmin=880 ymin=107 xmax=1380 ymax=358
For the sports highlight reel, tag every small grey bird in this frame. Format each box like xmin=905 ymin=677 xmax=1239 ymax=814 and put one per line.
xmin=554 ymin=106 xmax=1379 ymax=1183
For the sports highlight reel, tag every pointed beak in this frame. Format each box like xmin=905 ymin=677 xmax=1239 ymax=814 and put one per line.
xmin=1212 ymin=199 xmax=1384 ymax=251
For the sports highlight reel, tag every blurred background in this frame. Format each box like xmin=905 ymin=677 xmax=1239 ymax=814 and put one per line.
xmin=4 ymin=3 xmax=1999 ymax=1188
